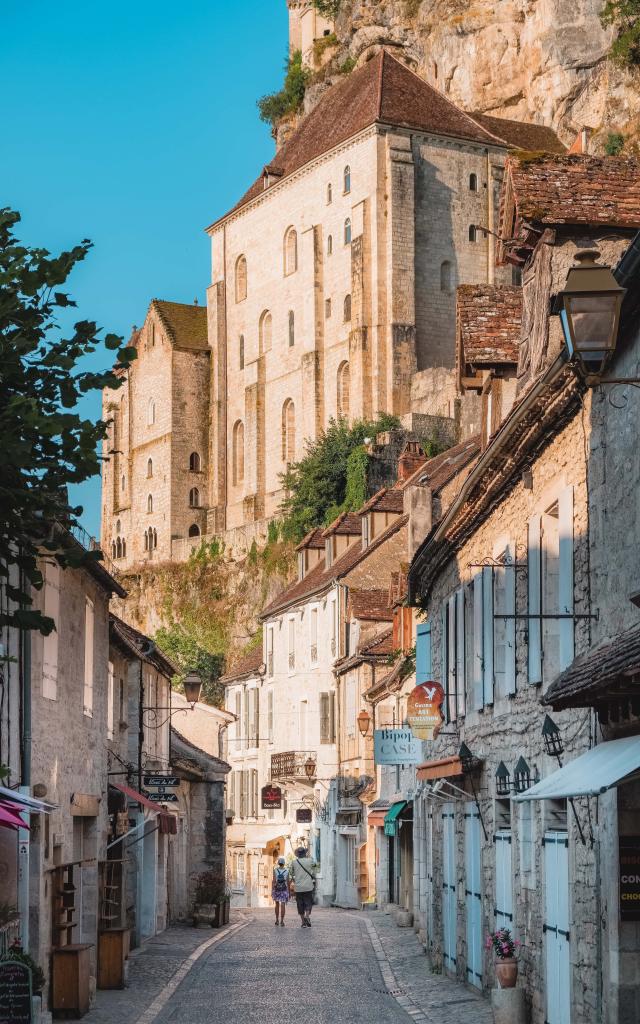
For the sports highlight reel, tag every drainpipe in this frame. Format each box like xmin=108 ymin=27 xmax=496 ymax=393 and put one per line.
xmin=18 ymin=568 xmax=32 ymax=950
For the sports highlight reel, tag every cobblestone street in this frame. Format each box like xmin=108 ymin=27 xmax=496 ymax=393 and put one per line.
xmin=84 ymin=909 xmax=493 ymax=1024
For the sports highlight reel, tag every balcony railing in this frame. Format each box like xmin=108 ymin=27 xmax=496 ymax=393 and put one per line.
xmin=0 ymin=918 xmax=21 ymax=956
xmin=271 ymin=751 xmax=317 ymax=781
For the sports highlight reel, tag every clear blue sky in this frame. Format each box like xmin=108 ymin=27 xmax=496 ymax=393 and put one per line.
xmin=1 ymin=0 xmax=287 ymax=538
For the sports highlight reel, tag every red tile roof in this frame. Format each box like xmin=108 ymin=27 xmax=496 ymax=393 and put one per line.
xmin=210 ymin=51 xmax=504 ymax=228
xmin=456 ymin=284 xmax=521 ymax=383
xmin=349 ymin=588 xmax=394 ymax=622
xmin=358 ymin=487 xmax=405 ymax=515
xmin=543 ymin=622 xmax=640 ymax=711
xmin=400 ymin=437 xmax=481 ymax=493
xmin=322 ymin=511 xmax=362 ymax=537
xmin=220 ymin=644 xmax=264 ymax=684
xmin=360 ymin=627 xmax=395 ymax=657
xmin=295 ymin=527 xmax=325 ymax=552
xmin=470 ymin=113 xmax=566 ymax=156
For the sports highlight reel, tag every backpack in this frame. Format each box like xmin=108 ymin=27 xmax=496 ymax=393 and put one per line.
xmin=274 ymin=868 xmax=288 ymax=894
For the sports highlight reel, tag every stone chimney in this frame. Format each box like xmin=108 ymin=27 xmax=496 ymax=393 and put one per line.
xmin=396 ymin=441 xmax=427 ymax=483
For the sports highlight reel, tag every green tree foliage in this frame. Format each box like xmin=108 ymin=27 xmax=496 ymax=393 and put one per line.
xmin=601 ymin=1 xmax=640 ymax=66
xmin=154 ymin=622 xmax=225 ymax=707
xmin=0 ymin=209 xmax=135 ymax=633
xmin=605 ymin=131 xmax=626 ymax=155
xmin=279 ymin=413 xmax=400 ymax=542
xmin=258 ymin=50 xmax=311 ymax=129
xmin=313 ymin=0 xmax=341 ymax=16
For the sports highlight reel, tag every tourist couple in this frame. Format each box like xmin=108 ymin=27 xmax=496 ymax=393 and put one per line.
xmin=272 ymin=847 xmax=316 ymax=928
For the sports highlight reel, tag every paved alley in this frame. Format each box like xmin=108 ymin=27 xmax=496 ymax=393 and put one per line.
xmin=84 ymin=909 xmax=493 ymax=1024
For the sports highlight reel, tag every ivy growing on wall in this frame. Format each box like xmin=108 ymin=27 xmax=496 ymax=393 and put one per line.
xmin=601 ymin=1 xmax=640 ymax=67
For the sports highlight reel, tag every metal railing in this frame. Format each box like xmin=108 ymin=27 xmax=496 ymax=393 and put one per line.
xmin=0 ymin=918 xmax=21 ymax=956
xmin=271 ymin=751 xmax=317 ymax=781
xmin=69 ymin=522 xmax=120 ymax=579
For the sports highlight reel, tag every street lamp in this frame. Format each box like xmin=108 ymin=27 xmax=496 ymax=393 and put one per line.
xmin=495 ymin=761 xmax=511 ymax=798
xmin=183 ymin=670 xmax=203 ymax=707
xmin=357 ymin=709 xmax=372 ymax=737
xmin=304 ymin=757 xmax=316 ymax=780
xmin=557 ymin=250 xmax=626 ymax=382
xmin=542 ymin=715 xmax=564 ymax=759
xmin=513 ymin=756 xmax=536 ymax=794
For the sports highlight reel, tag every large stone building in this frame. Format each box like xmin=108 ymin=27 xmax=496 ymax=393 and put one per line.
xmin=101 ymin=39 xmax=564 ymax=566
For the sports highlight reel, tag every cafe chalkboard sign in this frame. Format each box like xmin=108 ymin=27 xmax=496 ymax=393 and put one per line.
xmin=620 ymin=835 xmax=640 ymax=922
xmin=0 ymin=958 xmax=32 ymax=1024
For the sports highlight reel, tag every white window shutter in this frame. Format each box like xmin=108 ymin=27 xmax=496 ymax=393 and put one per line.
xmin=441 ymin=601 xmax=449 ymax=722
xmin=528 ymin=515 xmax=542 ymax=684
xmin=482 ymin=567 xmax=494 ymax=705
xmin=504 ymin=548 xmax=516 ymax=696
xmin=456 ymin=588 xmax=465 ymax=717
xmin=558 ymin=485 xmax=574 ymax=671
xmin=448 ymin=595 xmax=457 ymax=722
xmin=473 ymin=572 xmax=484 ymax=711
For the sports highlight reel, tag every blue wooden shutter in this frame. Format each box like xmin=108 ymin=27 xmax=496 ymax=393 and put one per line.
xmin=456 ymin=588 xmax=465 ymax=717
xmin=473 ymin=572 xmax=484 ymax=710
xmin=416 ymin=621 xmax=432 ymax=683
xmin=558 ymin=486 xmax=574 ymax=671
xmin=504 ymin=546 xmax=516 ymax=696
xmin=441 ymin=601 xmax=449 ymax=722
xmin=528 ymin=515 xmax=542 ymax=684
xmin=482 ymin=566 xmax=494 ymax=705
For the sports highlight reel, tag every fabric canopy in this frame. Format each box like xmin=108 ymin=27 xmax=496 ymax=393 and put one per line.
xmin=516 ymin=736 xmax=640 ymax=801
xmin=384 ymin=801 xmax=407 ymax=836
xmin=0 ymin=786 xmax=54 ymax=812
xmin=417 ymin=755 xmax=464 ymax=782
xmin=0 ymin=805 xmax=29 ymax=831
xmin=111 ymin=781 xmax=164 ymax=813
xmin=367 ymin=810 xmax=388 ymax=827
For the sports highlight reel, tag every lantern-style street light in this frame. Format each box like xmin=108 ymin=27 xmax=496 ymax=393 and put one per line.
xmin=357 ymin=709 xmax=372 ymax=737
xmin=495 ymin=761 xmax=511 ymax=798
xmin=542 ymin=715 xmax=564 ymax=759
xmin=304 ymin=757 xmax=316 ymax=780
xmin=183 ymin=669 xmax=203 ymax=707
xmin=557 ymin=250 xmax=626 ymax=382
xmin=513 ymin=756 xmax=535 ymax=794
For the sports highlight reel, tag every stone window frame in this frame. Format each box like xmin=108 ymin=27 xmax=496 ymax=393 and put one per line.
xmin=147 ymin=493 xmax=153 ymax=514
xmin=327 ymin=182 xmax=332 ymax=205
xmin=188 ymin=523 xmax=200 ymax=538
xmin=343 ymin=293 xmax=352 ymax=323
xmin=283 ymin=226 xmax=298 ymax=277
xmin=343 ymin=165 xmax=351 ymax=195
xmin=232 ymin=420 xmax=245 ymax=486
xmin=235 ymin=254 xmax=248 ymax=303
xmin=288 ymin=309 xmax=295 ymax=348
xmin=259 ymin=310 xmax=272 ymax=354
xmin=239 ymin=333 xmax=245 ymax=370
xmin=189 ymin=451 xmax=201 ymax=472
xmin=344 ymin=218 xmax=352 ymax=245
xmin=147 ymin=458 xmax=153 ymax=478
xmin=327 ymin=234 xmax=333 ymax=256
xmin=282 ymin=398 xmax=296 ymax=464
xmin=468 ymin=224 xmax=478 ymax=243
xmin=147 ymin=398 xmax=156 ymax=426
xmin=440 ymin=260 xmax=453 ymax=294
xmin=337 ymin=360 xmax=350 ymax=421
xmin=469 ymin=172 xmax=478 ymax=192
xmin=189 ymin=486 xmax=200 ymax=508
xmin=325 ymin=297 xmax=332 ymax=319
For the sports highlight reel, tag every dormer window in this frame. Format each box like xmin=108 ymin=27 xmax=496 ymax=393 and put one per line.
xmin=298 ymin=551 xmax=305 ymax=581
xmin=325 ymin=538 xmax=333 ymax=568
xmin=362 ymin=514 xmax=370 ymax=550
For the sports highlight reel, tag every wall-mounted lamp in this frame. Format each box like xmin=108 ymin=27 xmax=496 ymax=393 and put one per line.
xmin=183 ymin=670 xmax=203 ymax=707
xmin=357 ymin=709 xmax=372 ymax=737
xmin=513 ymin=756 xmax=537 ymax=794
xmin=556 ymin=250 xmax=626 ymax=384
xmin=304 ymin=757 xmax=317 ymax=780
xmin=542 ymin=714 xmax=564 ymax=759
xmin=495 ymin=761 xmax=511 ymax=798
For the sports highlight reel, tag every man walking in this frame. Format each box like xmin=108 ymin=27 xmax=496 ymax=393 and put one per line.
xmin=289 ymin=845 xmax=317 ymax=927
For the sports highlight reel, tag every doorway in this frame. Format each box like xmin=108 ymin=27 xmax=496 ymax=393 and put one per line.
xmin=464 ymin=802 xmax=483 ymax=988
xmin=544 ymin=831 xmax=571 ymax=1024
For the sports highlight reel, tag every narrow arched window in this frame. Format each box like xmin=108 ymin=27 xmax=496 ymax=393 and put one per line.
xmin=148 ymin=398 xmax=155 ymax=426
xmin=468 ymin=224 xmax=477 ymax=242
xmin=259 ymin=310 xmax=272 ymax=354
xmin=343 ymin=294 xmax=352 ymax=322
xmin=337 ymin=361 xmax=350 ymax=421
xmin=440 ymin=261 xmax=452 ymax=294
xmin=344 ymin=218 xmax=352 ymax=245
xmin=147 ymin=458 xmax=153 ymax=478
xmin=116 ymin=519 xmax=121 ymax=534
xmin=327 ymin=183 xmax=332 ymax=204
xmin=344 ymin=165 xmax=351 ymax=194
xmin=189 ymin=452 xmax=201 ymax=472
xmin=147 ymin=494 xmax=153 ymax=513
xmin=282 ymin=399 xmax=296 ymax=464
xmin=189 ymin=487 xmax=200 ymax=508
xmin=284 ymin=227 xmax=298 ymax=276
xmin=122 ymin=539 xmax=126 ymax=558
xmin=325 ymin=298 xmax=332 ymax=319
xmin=153 ymin=529 xmax=157 ymax=549
xmin=112 ymin=541 xmax=117 ymax=559
xmin=288 ymin=310 xmax=295 ymax=348
xmin=232 ymin=420 xmax=245 ymax=486
xmin=144 ymin=531 xmax=148 ymax=551
xmin=469 ymin=173 xmax=478 ymax=192
xmin=121 ymin=474 xmax=125 ymax=492
xmin=327 ymin=234 xmax=333 ymax=256
xmin=188 ymin=524 xmax=201 ymax=538
xmin=239 ymin=334 xmax=245 ymax=370
xmin=235 ymin=255 xmax=247 ymax=302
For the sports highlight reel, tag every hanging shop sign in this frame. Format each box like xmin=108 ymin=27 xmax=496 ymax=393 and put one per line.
xmin=619 ymin=835 xmax=640 ymax=921
xmin=142 ymin=791 xmax=179 ymax=804
xmin=261 ymin=784 xmax=282 ymax=810
xmin=143 ymin=775 xmax=180 ymax=789
xmin=296 ymin=808 xmax=312 ymax=823
xmin=374 ymin=728 xmax=423 ymax=766
xmin=0 ymin=958 xmax=32 ymax=1024
xmin=407 ymin=682 xmax=444 ymax=740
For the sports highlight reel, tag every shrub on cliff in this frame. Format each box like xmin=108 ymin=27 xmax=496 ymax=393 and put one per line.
xmin=601 ymin=1 xmax=640 ymax=67
xmin=258 ymin=50 xmax=311 ymax=130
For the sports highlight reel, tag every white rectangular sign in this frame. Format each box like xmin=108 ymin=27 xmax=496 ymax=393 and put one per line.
xmin=374 ymin=728 xmax=423 ymax=766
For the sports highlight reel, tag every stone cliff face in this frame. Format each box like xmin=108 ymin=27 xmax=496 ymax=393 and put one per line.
xmin=307 ymin=0 xmax=639 ymax=149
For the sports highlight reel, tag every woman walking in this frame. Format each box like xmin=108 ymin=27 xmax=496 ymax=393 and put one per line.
xmin=272 ymin=856 xmax=290 ymax=926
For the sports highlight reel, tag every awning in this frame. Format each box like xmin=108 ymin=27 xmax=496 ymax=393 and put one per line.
xmin=417 ymin=756 xmax=463 ymax=781
xmin=111 ymin=781 xmax=165 ymax=814
xmin=367 ymin=810 xmax=388 ymax=827
xmin=0 ymin=805 xmax=29 ymax=832
xmin=0 ymin=786 xmax=54 ymax=812
xmin=516 ymin=736 xmax=640 ymax=802
xmin=384 ymin=801 xmax=407 ymax=836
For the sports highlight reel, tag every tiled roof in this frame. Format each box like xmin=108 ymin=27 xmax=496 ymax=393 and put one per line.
xmin=360 ymin=627 xmax=395 ymax=657
xmin=456 ymin=284 xmax=521 ymax=381
xmin=295 ymin=527 xmax=325 ymax=552
xmin=220 ymin=645 xmax=264 ymax=684
xmin=151 ymin=300 xmax=208 ymax=350
xmin=110 ymin=615 xmax=178 ymax=679
xmin=403 ymin=437 xmax=481 ymax=493
xmin=543 ymin=623 xmax=640 ymax=710
xmin=321 ymin=511 xmax=362 ymax=537
xmin=262 ymin=513 xmax=408 ymax=619
xmin=211 ymin=51 xmax=503 ymax=227
xmin=470 ymin=113 xmax=566 ymax=156
xmin=358 ymin=487 xmax=405 ymax=515
xmin=349 ymin=589 xmax=394 ymax=622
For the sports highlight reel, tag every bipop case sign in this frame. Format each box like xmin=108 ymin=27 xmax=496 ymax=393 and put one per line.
xmin=407 ymin=681 xmax=444 ymax=740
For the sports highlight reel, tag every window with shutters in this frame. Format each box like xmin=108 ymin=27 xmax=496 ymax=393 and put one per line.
xmin=107 ymin=661 xmax=114 ymax=740
xmin=415 ymin=621 xmax=431 ymax=683
xmin=320 ymin=692 xmax=336 ymax=744
xmin=234 ymin=690 xmax=241 ymax=749
xmin=493 ymin=543 xmax=516 ymax=700
xmin=519 ymin=800 xmax=536 ymax=889
xmin=528 ymin=487 xmax=574 ymax=687
xmin=251 ymin=769 xmax=258 ymax=817
xmin=288 ymin=617 xmax=296 ymax=672
xmin=442 ymin=590 xmax=465 ymax=721
xmin=243 ymin=689 xmax=250 ymax=752
xmin=240 ymin=769 xmax=249 ymax=819
xmin=310 ymin=606 xmax=318 ymax=664
xmin=267 ymin=626 xmax=274 ymax=677
xmin=267 ymin=690 xmax=274 ymax=743
xmin=329 ymin=596 xmax=337 ymax=656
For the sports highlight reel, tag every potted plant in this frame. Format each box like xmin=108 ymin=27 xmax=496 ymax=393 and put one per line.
xmin=486 ymin=928 xmax=521 ymax=988
xmin=192 ymin=871 xmax=231 ymax=928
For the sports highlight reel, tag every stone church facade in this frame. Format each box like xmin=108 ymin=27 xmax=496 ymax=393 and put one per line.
xmin=102 ymin=38 xmax=565 ymax=566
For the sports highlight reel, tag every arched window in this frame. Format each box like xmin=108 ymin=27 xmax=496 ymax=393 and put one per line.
xmin=327 ymin=234 xmax=333 ymax=255
xmin=469 ymin=173 xmax=478 ymax=192
xmin=147 ymin=494 xmax=153 ymax=513
xmin=259 ymin=310 xmax=272 ymax=354
xmin=189 ymin=451 xmax=201 ymax=472
xmin=144 ymin=531 xmax=148 ymax=551
xmin=284 ymin=227 xmax=298 ymax=276
xmin=232 ymin=420 xmax=245 ymax=486
xmin=116 ymin=537 xmax=122 ymax=559
xmin=344 ymin=218 xmax=352 ymax=245
xmin=112 ymin=541 xmax=117 ymax=559
xmin=121 ymin=474 xmax=125 ymax=492
xmin=116 ymin=519 xmax=121 ymax=534
xmin=327 ymin=183 xmax=332 ymax=204
xmin=122 ymin=539 xmax=126 ymax=558
xmin=189 ymin=487 xmax=200 ymax=508
xmin=153 ymin=529 xmax=157 ymax=549
xmin=282 ymin=399 xmax=296 ymax=464
xmin=148 ymin=398 xmax=155 ymax=426
xmin=325 ymin=298 xmax=332 ymax=319
xmin=344 ymin=165 xmax=351 ymax=194
xmin=343 ymin=294 xmax=352 ymax=322
xmin=188 ymin=524 xmax=201 ymax=538
xmin=440 ymin=260 xmax=452 ymax=294
xmin=288 ymin=310 xmax=295 ymax=348
xmin=337 ymin=361 xmax=350 ymax=421
xmin=239 ymin=334 xmax=245 ymax=370
xmin=235 ymin=255 xmax=247 ymax=302
xmin=468 ymin=224 xmax=477 ymax=242
xmin=147 ymin=458 xmax=153 ymax=478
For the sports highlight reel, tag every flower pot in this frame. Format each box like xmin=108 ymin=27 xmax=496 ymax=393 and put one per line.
xmin=495 ymin=958 xmax=518 ymax=989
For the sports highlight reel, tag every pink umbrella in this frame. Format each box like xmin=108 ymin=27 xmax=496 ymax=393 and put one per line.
xmin=0 ymin=805 xmax=29 ymax=831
